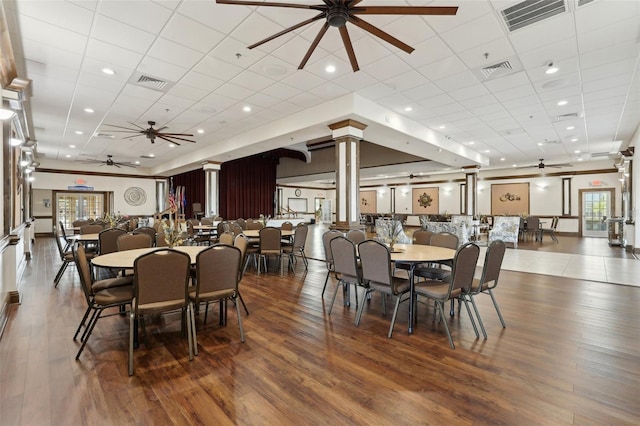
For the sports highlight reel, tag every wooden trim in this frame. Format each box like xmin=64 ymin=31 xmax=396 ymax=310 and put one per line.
xmin=479 ymin=168 xmax=616 ymax=180
xmin=33 ymin=215 xmax=52 ymax=219
xmin=36 ymin=168 xmax=163 ymax=179
xmin=328 ymin=119 xmax=367 ymax=131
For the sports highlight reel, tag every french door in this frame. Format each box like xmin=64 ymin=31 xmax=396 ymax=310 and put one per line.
xmin=56 ymin=192 xmax=106 ymax=229
xmin=580 ymin=189 xmax=613 ymax=237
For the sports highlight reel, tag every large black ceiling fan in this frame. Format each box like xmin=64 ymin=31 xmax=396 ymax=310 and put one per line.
xmin=102 ymin=121 xmax=196 ymax=145
xmin=527 ymin=159 xmax=573 ymax=169
xmin=81 ymin=155 xmax=138 ymax=168
xmin=216 ymin=0 xmax=458 ymax=72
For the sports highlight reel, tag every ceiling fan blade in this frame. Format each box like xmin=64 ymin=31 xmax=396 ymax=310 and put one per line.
xmin=299 ymin=22 xmax=329 ymax=70
xmin=127 ymin=121 xmax=147 ymax=130
xmin=248 ymin=13 xmax=325 ymax=49
xmin=157 ymin=135 xmax=181 ymax=146
xmin=156 ymin=126 xmax=169 ymax=132
xmin=352 ymin=6 xmax=458 ymax=15
xmin=157 ymin=132 xmax=195 ymax=137
xmin=348 ymin=0 xmax=364 ymax=6
xmin=339 ymin=26 xmax=359 ymax=72
xmin=216 ymin=0 xmax=323 ymax=11
xmin=121 ymin=134 xmax=145 ymax=140
xmin=114 ymin=164 xmax=121 ymax=168
xmin=348 ymin=15 xmax=413 ymax=53
xmin=102 ymin=124 xmax=143 ymax=132
xmin=160 ymin=135 xmax=196 ymax=143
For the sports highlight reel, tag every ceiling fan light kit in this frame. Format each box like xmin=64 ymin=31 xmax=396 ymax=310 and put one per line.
xmin=216 ymin=0 xmax=458 ymax=72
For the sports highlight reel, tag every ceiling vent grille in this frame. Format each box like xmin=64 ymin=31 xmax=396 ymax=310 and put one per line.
xmin=577 ymin=0 xmax=596 ymax=6
xmin=501 ymin=0 xmax=566 ymax=32
xmin=93 ymin=133 xmax=116 ymax=139
xmin=128 ymin=73 xmax=174 ymax=93
xmin=140 ymin=155 xmax=155 ymax=159
xmin=554 ymin=112 xmax=579 ymax=121
xmin=481 ymin=61 xmax=513 ymax=78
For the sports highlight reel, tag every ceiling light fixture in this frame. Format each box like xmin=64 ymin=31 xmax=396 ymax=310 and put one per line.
xmin=75 ymin=130 xmax=83 ymax=135
xmin=101 ymin=67 xmax=115 ymax=75
xmin=197 ymin=129 xmax=204 ymax=134
xmin=566 ymin=126 xmax=575 ymax=130
xmin=557 ymin=100 xmax=568 ymax=106
xmin=500 ymin=157 xmax=505 ymax=161
xmin=65 ymin=154 xmax=71 ymax=158
xmin=571 ymin=138 xmax=578 ymax=142
xmin=134 ymin=161 xmax=140 ymax=165
xmin=169 ymin=144 xmax=175 ymax=148
xmin=243 ymin=106 xmax=251 ymax=112
xmin=404 ymin=106 xmax=413 ymax=112
xmin=148 ymin=154 xmax=155 ymax=157
xmin=325 ymin=65 xmax=336 ymax=73
xmin=69 ymin=144 xmax=76 ymax=148
xmin=545 ymin=61 xmax=558 ymax=74
xmin=84 ymin=108 xmax=94 ymax=113
xmin=438 ymin=125 xmax=445 ymax=129
xmin=574 ymin=150 xmax=581 ymax=154
xmin=468 ymin=141 xmax=475 ymax=145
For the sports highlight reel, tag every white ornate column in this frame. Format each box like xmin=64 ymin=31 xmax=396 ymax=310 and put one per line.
xmin=204 ymin=163 xmax=221 ymax=217
xmin=329 ymin=119 xmax=366 ymax=229
xmin=464 ymin=166 xmax=479 ymax=217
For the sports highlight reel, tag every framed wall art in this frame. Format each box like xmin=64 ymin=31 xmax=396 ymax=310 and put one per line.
xmin=491 ymin=183 xmax=530 ymax=216
xmin=359 ymin=190 xmax=377 ymax=214
xmin=412 ymin=187 xmax=439 ymax=214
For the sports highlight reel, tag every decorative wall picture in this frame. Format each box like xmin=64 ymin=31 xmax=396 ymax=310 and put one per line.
xmin=491 ymin=183 xmax=530 ymax=215
xmin=359 ymin=190 xmax=377 ymax=214
xmin=412 ymin=187 xmax=439 ymax=214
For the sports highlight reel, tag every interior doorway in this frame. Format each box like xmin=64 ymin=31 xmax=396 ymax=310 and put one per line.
xmin=55 ymin=191 xmax=108 ymax=229
xmin=579 ymin=189 xmax=614 ymax=237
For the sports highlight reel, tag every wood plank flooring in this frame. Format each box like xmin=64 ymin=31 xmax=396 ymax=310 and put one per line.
xmin=1 ymin=227 xmax=639 ymax=425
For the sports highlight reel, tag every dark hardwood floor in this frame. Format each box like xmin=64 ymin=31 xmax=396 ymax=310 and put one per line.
xmin=1 ymin=227 xmax=639 ymax=425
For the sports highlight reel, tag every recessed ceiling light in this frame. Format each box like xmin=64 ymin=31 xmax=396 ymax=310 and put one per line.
xmin=243 ymin=106 xmax=251 ymax=112
xmin=134 ymin=161 xmax=140 ymax=164
xmin=512 ymin=164 xmax=517 ymax=167
xmin=438 ymin=125 xmax=445 ymax=129
xmin=74 ymin=130 xmax=83 ymax=135
xmin=557 ymin=100 xmax=568 ymax=106
xmin=169 ymin=144 xmax=175 ymax=148
xmin=467 ymin=141 xmax=475 ymax=145
xmin=566 ymin=126 xmax=575 ymax=130
xmin=325 ymin=65 xmax=336 ymax=73
xmin=484 ymin=150 xmax=490 ymax=153
xmin=197 ymin=129 xmax=204 ymax=134
xmin=69 ymin=144 xmax=76 ymax=148
xmin=578 ymin=158 xmax=583 ymax=161
xmin=84 ymin=108 xmax=94 ymax=113
xmin=571 ymin=138 xmax=578 ymax=142
xmin=500 ymin=157 xmax=505 ymax=161
xmin=537 ymin=142 xmax=544 ymax=146
xmin=404 ymin=106 xmax=413 ymax=112
xmin=101 ymin=67 xmax=115 ymax=75
xmin=545 ymin=67 xmax=559 ymax=75
xmin=574 ymin=150 xmax=581 ymax=154
xmin=149 ymin=154 xmax=155 ymax=157
xmin=65 ymin=154 xmax=71 ymax=158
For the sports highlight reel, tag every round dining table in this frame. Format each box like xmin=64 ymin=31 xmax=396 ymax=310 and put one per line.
xmin=242 ymin=229 xmax=295 ymax=238
xmin=68 ymin=233 xmax=101 ymax=242
xmin=91 ymin=246 xmax=208 ymax=269
xmin=388 ymin=243 xmax=456 ymax=335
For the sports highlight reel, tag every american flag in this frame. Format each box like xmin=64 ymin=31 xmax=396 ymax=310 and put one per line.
xmin=168 ymin=187 xmax=177 ymax=213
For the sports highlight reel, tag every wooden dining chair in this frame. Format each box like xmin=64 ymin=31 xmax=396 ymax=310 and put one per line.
xmin=283 ymin=224 xmax=309 ymax=271
xmin=346 ymin=229 xmax=366 ymax=245
xmin=257 ymin=227 xmax=282 ymax=273
xmin=132 ymin=226 xmax=157 ymax=246
xmin=328 ymin=236 xmax=363 ymax=315
xmin=321 ymin=230 xmax=343 ymax=297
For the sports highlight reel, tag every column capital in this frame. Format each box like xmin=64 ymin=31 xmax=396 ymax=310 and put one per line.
xmin=203 ymin=162 xmax=221 ymax=171
xmin=462 ymin=165 xmax=481 ymax=173
xmin=328 ymin=119 xmax=367 ymax=140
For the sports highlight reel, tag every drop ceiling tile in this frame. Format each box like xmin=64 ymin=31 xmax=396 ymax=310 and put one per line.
xmin=192 ymin=56 xmax=244 ymax=80
xmin=381 ymin=15 xmax=436 ymax=45
xmin=162 ymin=14 xmax=226 ymax=53
xmin=575 ymin=0 xmax=640 ymax=33
xmin=401 ymin=83 xmax=443 ymax=102
xmin=458 ymin=37 xmax=516 ymax=70
xmin=270 ymin=34 xmax=330 ymax=67
xmin=84 ymin=39 xmax=144 ymax=69
xmin=433 ymin=70 xmax=480 ymax=92
xmin=230 ymin=13 xmax=295 ymax=52
xmin=261 ymin=82 xmax=303 ymax=101
xmin=244 ymin=92 xmax=281 ymax=109
xmin=483 ymin=71 xmax=531 ymax=92
xmin=427 ymin=0 xmax=494 ymax=33
xmin=418 ymin=56 xmax=467 ymax=81
xmin=281 ymin=70 xmax=325 ymax=90
xmin=309 ymin=82 xmax=350 ymax=100
xmin=583 ymin=85 xmax=631 ymax=103
xmin=440 ymin=12 xmax=505 ymax=54
xmin=449 ymin=84 xmax=489 ymax=101
xmin=305 ymin=55 xmax=352 ymax=79
xmin=492 ymin=85 xmax=537 ymax=102
xmin=417 ymin=93 xmax=456 ymax=108
xmin=583 ymin=74 xmax=634 ymax=93
xmin=510 ymin=13 xmax=575 ymax=54
xmin=178 ymin=1 xmax=253 ymax=34
xmin=77 ymin=71 xmax=128 ymax=93
xmin=180 ymin=71 xmax=225 ymax=92
xmin=165 ymin=84 xmax=209 ymax=102
xmin=230 ymin=70 xmax=277 ymax=92
xmin=528 ymin=57 xmax=580 ymax=83
xmin=400 ymin=37 xmax=455 ymax=69
xmin=21 ymin=38 xmax=83 ymax=70
xmin=383 ymin=70 xmax=430 ymax=92
xmin=581 ymin=59 xmax=637 ymax=83
xmin=270 ymin=101 xmax=302 ymax=115
xmin=537 ymin=86 xmax=581 ymax=102
xmin=288 ymin=91 xmax=324 ymax=108
xmin=214 ymin=82 xmax=257 ymax=101
xmin=92 ymin=15 xmax=156 ymax=54
xmin=18 ymin=15 xmax=88 ymax=54
xmin=147 ymin=38 xmax=203 ymax=69
xmin=249 ymin=56 xmax=298 ymax=81
xmin=460 ymin=94 xmax=499 ymax=109
xmin=517 ymin=37 xmax=577 ymax=69
xmin=138 ymin=57 xmax=188 ymax=82
xmin=98 ymin=0 xmax=173 ymax=34
xmin=17 ymin=0 xmax=94 ymax=35
xmin=350 ymin=37 xmax=395 ymax=67
xmin=121 ymin=83 xmax=165 ymax=102
xmin=577 ymin=17 xmax=639 ymax=54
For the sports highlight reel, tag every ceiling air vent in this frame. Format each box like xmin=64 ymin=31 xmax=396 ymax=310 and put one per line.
xmin=577 ymin=0 xmax=596 ymax=6
xmin=554 ymin=112 xmax=579 ymax=122
xmin=128 ymin=73 xmax=174 ymax=93
xmin=140 ymin=155 xmax=155 ymax=159
xmin=481 ymin=61 xmax=513 ymax=78
xmin=501 ymin=0 xmax=566 ymax=32
xmin=93 ymin=133 xmax=116 ymax=139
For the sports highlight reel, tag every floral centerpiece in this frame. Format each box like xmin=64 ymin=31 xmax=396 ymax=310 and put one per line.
xmin=259 ymin=214 xmax=271 ymax=227
xmin=103 ymin=212 xmax=127 ymax=228
xmin=161 ymin=218 xmax=186 ymax=248
xmin=377 ymin=219 xmax=405 ymax=250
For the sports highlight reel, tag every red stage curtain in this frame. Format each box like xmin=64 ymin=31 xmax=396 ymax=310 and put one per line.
xmin=171 ymin=168 xmax=205 ymax=219
xmin=219 ymin=156 xmax=277 ymax=220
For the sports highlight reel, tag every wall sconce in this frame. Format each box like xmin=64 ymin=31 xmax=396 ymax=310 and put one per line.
xmin=401 ymin=189 xmax=409 ymax=195
xmin=536 ymin=183 xmax=549 ymax=190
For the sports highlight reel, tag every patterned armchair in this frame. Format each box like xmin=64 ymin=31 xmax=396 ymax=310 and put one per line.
xmin=489 ymin=216 xmax=521 ymax=248
xmin=419 ymin=216 xmax=469 ymax=246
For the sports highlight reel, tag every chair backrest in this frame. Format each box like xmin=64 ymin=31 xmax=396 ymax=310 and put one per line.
xmin=234 ymin=234 xmax=249 ymax=279
xmin=59 ymin=221 xmax=69 ymax=239
xmin=117 ymin=233 xmax=153 ymax=251
xmin=236 ymin=218 xmax=246 ymax=229
xmin=292 ymin=224 xmax=308 ymax=251
xmin=231 ymin=223 xmax=243 ymax=236
xmin=196 ymin=245 xmax=241 ymax=295
xmin=188 ymin=218 xmax=200 ymax=226
xmin=217 ymin=221 xmax=230 ymax=236
xmin=281 ymin=221 xmax=293 ymax=230
xmin=358 ymin=240 xmax=392 ymax=288
xmin=133 ymin=227 xmax=157 ymax=246
xmin=413 ymin=230 xmax=434 ymax=245
xmin=192 ymin=203 xmax=203 ymax=214
xmin=346 ymin=229 xmax=366 ymax=245
xmin=526 ymin=216 xmax=540 ymax=230
xmin=81 ymin=224 xmax=103 ymax=234
xmin=73 ymin=219 xmax=90 ymax=228
xmin=473 ymin=240 xmax=506 ymax=293
xmin=156 ymin=232 xmax=169 ymax=247
xmin=259 ymin=227 xmax=281 ymax=253
xmin=53 ymin=224 xmax=67 ymax=258
xmin=448 ymin=243 xmax=481 ymax=295
xmin=99 ymin=228 xmax=127 ymax=255
xmin=330 ymin=236 xmax=360 ymax=281
xmin=200 ymin=217 xmax=213 ymax=226
xmin=134 ymin=249 xmax=191 ymax=311
xmin=128 ymin=218 xmax=138 ymax=231
xmin=430 ymin=232 xmax=458 ymax=250
xmin=219 ymin=231 xmax=234 ymax=245
xmin=246 ymin=220 xmax=263 ymax=230
xmin=73 ymin=243 xmax=95 ymax=303
xmin=322 ymin=230 xmax=343 ymax=265
xmin=186 ymin=220 xmax=196 ymax=237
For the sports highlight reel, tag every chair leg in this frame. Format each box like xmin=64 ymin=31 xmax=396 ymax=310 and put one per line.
xmin=321 ymin=269 xmax=332 ymax=297
xmin=354 ymin=287 xmax=369 ymax=326
xmin=436 ymin=301 xmax=455 ymax=349
xmin=76 ymin=310 xmax=102 ymax=360
xmin=73 ymin=306 xmax=92 ymax=341
xmin=328 ymin=281 xmax=343 ymax=315
xmin=186 ymin=305 xmax=194 ymax=361
xmin=234 ymin=297 xmax=245 ymax=343
xmin=460 ymin=296 xmax=479 ymax=339
xmin=190 ymin=302 xmax=198 ymax=356
xmin=387 ymin=293 xmax=405 ymax=338
xmin=54 ymin=261 xmax=69 ymax=287
xmin=129 ymin=310 xmax=135 ymax=376
xmin=468 ymin=295 xmax=487 ymax=339
xmin=80 ymin=310 xmax=100 ymax=342
xmin=301 ymin=251 xmax=308 ymax=269
xmin=488 ymin=289 xmax=506 ymax=327
xmin=237 ymin=290 xmax=249 ymax=315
